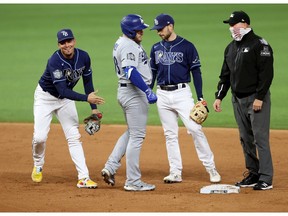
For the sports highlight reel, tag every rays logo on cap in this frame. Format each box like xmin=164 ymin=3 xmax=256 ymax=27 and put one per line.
xmin=57 ymin=29 xmax=74 ymax=43
xmin=61 ymin=31 xmax=69 ymax=37
xmin=154 ymin=19 xmax=159 ymax=26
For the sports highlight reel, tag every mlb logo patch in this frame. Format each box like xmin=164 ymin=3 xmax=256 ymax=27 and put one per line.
xmin=241 ymin=47 xmax=250 ymax=53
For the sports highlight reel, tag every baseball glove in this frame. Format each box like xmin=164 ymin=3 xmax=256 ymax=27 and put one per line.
xmin=190 ymin=100 xmax=209 ymax=124
xmin=83 ymin=113 xmax=103 ymax=135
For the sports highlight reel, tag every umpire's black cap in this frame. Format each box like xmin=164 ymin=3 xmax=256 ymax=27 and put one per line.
xmin=57 ymin=29 xmax=74 ymax=43
xmin=223 ymin=11 xmax=250 ymax=26
xmin=151 ymin=14 xmax=174 ymax=30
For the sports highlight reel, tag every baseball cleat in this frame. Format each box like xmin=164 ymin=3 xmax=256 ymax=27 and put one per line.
xmin=207 ymin=168 xmax=221 ymax=183
xmin=101 ymin=168 xmax=115 ymax=186
xmin=253 ymin=181 xmax=273 ymax=190
xmin=77 ymin=178 xmax=97 ymax=189
xmin=31 ymin=166 xmax=43 ymax=183
xmin=235 ymin=171 xmax=259 ymax=187
xmin=163 ymin=174 xmax=182 ymax=183
xmin=124 ymin=181 xmax=155 ymax=191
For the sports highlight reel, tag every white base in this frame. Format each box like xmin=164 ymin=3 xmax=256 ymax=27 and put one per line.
xmin=200 ymin=184 xmax=240 ymax=194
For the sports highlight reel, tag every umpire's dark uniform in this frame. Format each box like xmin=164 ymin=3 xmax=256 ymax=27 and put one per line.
xmin=215 ymin=30 xmax=274 ymax=185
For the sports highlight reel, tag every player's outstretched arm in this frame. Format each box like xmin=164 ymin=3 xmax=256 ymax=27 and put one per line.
xmin=87 ymin=91 xmax=105 ymax=105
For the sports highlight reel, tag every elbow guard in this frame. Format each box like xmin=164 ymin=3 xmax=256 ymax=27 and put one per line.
xmin=124 ymin=66 xmax=136 ymax=79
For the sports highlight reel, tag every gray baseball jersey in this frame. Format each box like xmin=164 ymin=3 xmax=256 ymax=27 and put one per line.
xmin=103 ymin=35 xmax=152 ymax=186
xmin=113 ymin=36 xmax=152 ymax=85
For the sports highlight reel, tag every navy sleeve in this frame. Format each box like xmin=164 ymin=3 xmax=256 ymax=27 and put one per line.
xmin=82 ymin=54 xmax=97 ymax=109
xmin=54 ymin=81 xmax=88 ymax=101
xmin=187 ymin=42 xmax=203 ymax=100
xmin=150 ymin=69 xmax=157 ymax=89
xmin=191 ymin=67 xmax=203 ymax=100
xmin=149 ymin=46 xmax=157 ymax=89
xmin=188 ymin=43 xmax=201 ymax=70
xmin=83 ymin=71 xmax=97 ymax=110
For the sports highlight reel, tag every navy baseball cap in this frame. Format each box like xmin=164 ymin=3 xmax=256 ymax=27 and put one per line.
xmin=57 ymin=29 xmax=74 ymax=43
xmin=151 ymin=14 xmax=174 ymax=30
xmin=223 ymin=11 xmax=250 ymax=26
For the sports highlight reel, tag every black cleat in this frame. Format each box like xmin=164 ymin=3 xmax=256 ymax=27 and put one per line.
xmin=235 ymin=171 xmax=259 ymax=187
xmin=253 ymin=181 xmax=273 ymax=190
xmin=101 ymin=168 xmax=115 ymax=186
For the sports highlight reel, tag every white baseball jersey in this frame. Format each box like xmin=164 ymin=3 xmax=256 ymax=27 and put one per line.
xmin=113 ymin=36 xmax=152 ymax=85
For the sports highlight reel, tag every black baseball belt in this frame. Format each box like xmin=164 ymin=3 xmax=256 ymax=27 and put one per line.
xmin=158 ymin=83 xmax=187 ymax=91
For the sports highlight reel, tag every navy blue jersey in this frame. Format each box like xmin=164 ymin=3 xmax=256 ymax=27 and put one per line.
xmin=150 ymin=36 xmax=204 ymax=99
xmin=39 ymin=48 xmax=96 ymax=107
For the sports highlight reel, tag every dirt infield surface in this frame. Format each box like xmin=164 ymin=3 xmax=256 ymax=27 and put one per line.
xmin=0 ymin=123 xmax=288 ymax=212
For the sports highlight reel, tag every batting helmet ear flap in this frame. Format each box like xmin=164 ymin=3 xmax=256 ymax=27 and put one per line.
xmin=121 ymin=22 xmax=136 ymax=38
xmin=120 ymin=14 xmax=149 ymax=39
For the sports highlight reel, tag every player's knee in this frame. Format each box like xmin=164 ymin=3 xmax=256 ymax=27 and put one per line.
xmin=187 ymin=122 xmax=203 ymax=135
xmin=33 ymin=133 xmax=48 ymax=144
xmin=164 ymin=130 xmax=178 ymax=140
xmin=165 ymin=134 xmax=178 ymax=141
xmin=129 ymin=128 xmax=146 ymax=138
xmin=65 ymin=126 xmax=81 ymax=140
xmin=66 ymin=133 xmax=81 ymax=147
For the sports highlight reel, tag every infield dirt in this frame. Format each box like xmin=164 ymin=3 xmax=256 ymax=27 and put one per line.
xmin=0 ymin=123 xmax=287 ymax=212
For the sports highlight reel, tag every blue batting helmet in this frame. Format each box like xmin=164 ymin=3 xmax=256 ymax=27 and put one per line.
xmin=121 ymin=14 xmax=149 ymax=39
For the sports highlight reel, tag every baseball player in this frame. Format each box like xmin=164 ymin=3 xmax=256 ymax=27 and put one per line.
xmin=150 ymin=14 xmax=221 ymax=183
xmin=31 ymin=29 xmax=105 ymax=188
xmin=101 ymin=14 xmax=157 ymax=191
xmin=213 ymin=11 xmax=274 ymax=190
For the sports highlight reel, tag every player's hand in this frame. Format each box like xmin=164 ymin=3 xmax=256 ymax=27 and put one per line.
xmin=87 ymin=91 xmax=105 ymax=105
xmin=199 ymin=98 xmax=209 ymax=112
xmin=91 ymin=109 xmax=103 ymax=117
xmin=145 ymin=88 xmax=157 ymax=104
xmin=213 ymin=99 xmax=222 ymax=112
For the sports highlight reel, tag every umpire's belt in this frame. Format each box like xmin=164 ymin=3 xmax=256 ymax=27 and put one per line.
xmin=159 ymin=83 xmax=186 ymax=91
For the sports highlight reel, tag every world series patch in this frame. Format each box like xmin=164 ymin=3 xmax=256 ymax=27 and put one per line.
xmin=53 ymin=69 xmax=63 ymax=79
xmin=127 ymin=53 xmax=135 ymax=61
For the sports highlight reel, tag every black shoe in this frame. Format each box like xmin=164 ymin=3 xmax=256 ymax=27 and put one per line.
xmin=101 ymin=168 xmax=115 ymax=186
xmin=235 ymin=171 xmax=259 ymax=187
xmin=253 ymin=181 xmax=273 ymax=190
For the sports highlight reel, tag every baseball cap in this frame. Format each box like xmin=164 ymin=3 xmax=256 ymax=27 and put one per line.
xmin=57 ymin=29 xmax=74 ymax=43
xmin=223 ymin=11 xmax=250 ymax=26
xmin=151 ymin=14 xmax=174 ymax=30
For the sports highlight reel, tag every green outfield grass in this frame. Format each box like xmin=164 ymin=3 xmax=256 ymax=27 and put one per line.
xmin=0 ymin=4 xmax=287 ymax=129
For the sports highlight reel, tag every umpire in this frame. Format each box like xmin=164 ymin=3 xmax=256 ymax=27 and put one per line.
xmin=213 ymin=11 xmax=274 ymax=190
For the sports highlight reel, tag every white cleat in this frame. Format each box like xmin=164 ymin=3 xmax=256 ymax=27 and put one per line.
xmin=208 ymin=168 xmax=221 ymax=183
xmin=163 ymin=174 xmax=182 ymax=183
xmin=124 ymin=181 xmax=155 ymax=191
